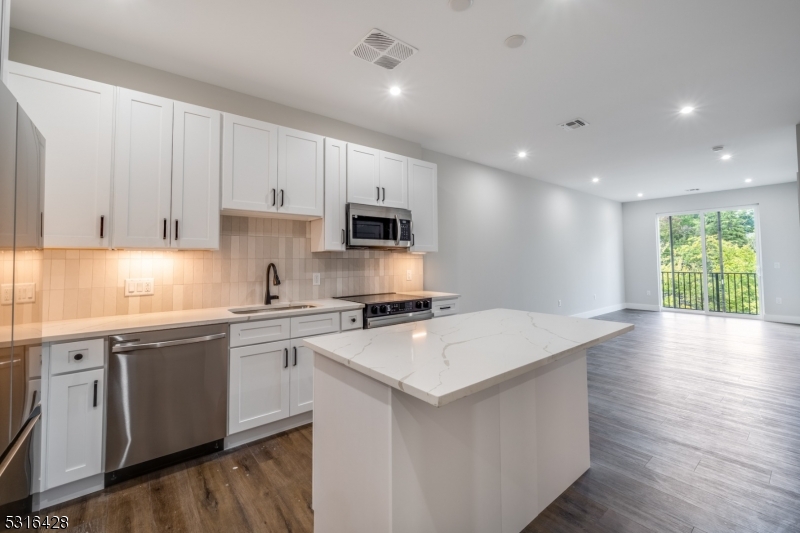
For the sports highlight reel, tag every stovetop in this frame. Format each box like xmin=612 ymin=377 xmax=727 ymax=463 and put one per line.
xmin=335 ymin=293 xmax=422 ymax=305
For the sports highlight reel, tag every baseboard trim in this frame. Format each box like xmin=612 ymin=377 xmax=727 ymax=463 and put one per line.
xmin=33 ymin=474 xmax=105 ymax=511
xmin=224 ymin=411 xmax=313 ymax=450
xmin=571 ymin=304 xmax=628 ymax=318
xmin=764 ymin=314 xmax=800 ymax=325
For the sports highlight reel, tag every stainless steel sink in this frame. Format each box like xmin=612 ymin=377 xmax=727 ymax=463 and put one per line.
xmin=228 ymin=304 xmax=318 ymax=315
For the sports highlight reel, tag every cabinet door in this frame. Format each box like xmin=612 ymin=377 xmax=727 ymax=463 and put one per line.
xmin=310 ymin=138 xmax=347 ymax=252
xmin=113 ymin=89 xmax=173 ymax=249
xmin=228 ymin=340 xmax=291 ymax=434
xmin=277 ymin=127 xmax=323 ymax=217
xmin=221 ymin=113 xmax=278 ymax=214
xmin=379 ymin=151 xmax=409 ymax=209
xmin=409 ymin=158 xmax=438 ymax=252
xmin=46 ymin=369 xmax=104 ymax=489
xmin=290 ymin=339 xmax=314 ymax=416
xmin=13 ymin=106 xmax=45 ymax=250
xmin=171 ymin=102 xmax=221 ymax=250
xmin=346 ymin=143 xmax=380 ymax=206
xmin=7 ymin=62 xmax=113 ymax=249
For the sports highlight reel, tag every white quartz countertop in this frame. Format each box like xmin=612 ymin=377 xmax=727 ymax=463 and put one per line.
xmin=13 ymin=299 xmax=363 ymax=344
xmin=304 ymin=308 xmax=633 ymax=407
xmin=401 ymin=291 xmax=460 ymax=300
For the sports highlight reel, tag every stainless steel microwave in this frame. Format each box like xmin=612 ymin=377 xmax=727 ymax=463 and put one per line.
xmin=347 ymin=203 xmax=412 ymax=250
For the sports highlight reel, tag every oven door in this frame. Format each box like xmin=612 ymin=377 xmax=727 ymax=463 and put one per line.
xmin=347 ymin=203 xmax=412 ymax=249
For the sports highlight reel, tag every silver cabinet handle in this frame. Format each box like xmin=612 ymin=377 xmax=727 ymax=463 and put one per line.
xmin=112 ymin=333 xmax=226 ymax=353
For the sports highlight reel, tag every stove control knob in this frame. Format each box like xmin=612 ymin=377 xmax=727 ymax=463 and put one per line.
xmin=415 ymin=301 xmax=423 ymax=309
xmin=379 ymin=305 xmax=388 ymax=314
xmin=370 ymin=306 xmax=379 ymax=315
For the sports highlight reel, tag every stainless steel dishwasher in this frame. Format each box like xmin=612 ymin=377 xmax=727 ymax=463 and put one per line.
xmin=105 ymin=324 xmax=228 ymax=484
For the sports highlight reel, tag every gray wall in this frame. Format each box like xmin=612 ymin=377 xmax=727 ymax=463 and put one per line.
xmin=8 ymin=29 xmax=422 ymax=159
xmin=622 ymin=182 xmax=800 ymax=323
xmin=422 ymin=150 xmax=625 ymax=316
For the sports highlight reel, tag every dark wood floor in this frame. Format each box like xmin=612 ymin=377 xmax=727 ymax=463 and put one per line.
xmin=40 ymin=310 xmax=800 ymax=532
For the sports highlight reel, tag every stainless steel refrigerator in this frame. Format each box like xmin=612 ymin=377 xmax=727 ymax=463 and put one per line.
xmin=0 ymin=79 xmax=45 ymax=515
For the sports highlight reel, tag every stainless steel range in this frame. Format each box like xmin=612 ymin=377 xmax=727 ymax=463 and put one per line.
xmin=335 ymin=293 xmax=433 ymax=329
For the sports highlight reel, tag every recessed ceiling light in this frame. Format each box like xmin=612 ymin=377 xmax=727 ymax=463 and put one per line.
xmin=592 ymin=177 xmax=600 ymax=183
xmin=389 ymin=86 xmax=402 ymax=96
xmin=504 ymin=35 xmax=527 ymax=49
xmin=745 ymin=178 xmax=752 ymax=183
xmin=518 ymin=151 xmax=528 ymax=158
xmin=679 ymin=106 xmax=695 ymax=115
xmin=449 ymin=0 xmax=473 ymax=11
xmin=637 ymin=193 xmax=644 ymax=198
xmin=720 ymin=154 xmax=732 ymax=161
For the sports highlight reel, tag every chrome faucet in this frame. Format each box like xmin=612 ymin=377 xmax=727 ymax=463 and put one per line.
xmin=265 ymin=263 xmax=281 ymax=305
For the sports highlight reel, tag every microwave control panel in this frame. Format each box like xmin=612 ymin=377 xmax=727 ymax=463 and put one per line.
xmin=399 ymin=220 xmax=411 ymax=241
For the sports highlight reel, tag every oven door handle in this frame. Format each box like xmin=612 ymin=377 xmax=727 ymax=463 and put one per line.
xmin=112 ymin=333 xmax=227 ymax=353
xmin=395 ymin=215 xmax=401 ymax=245
xmin=366 ymin=311 xmax=434 ymax=329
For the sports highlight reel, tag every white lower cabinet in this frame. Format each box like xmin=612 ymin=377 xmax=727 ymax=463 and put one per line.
xmin=45 ymin=368 xmax=104 ymax=489
xmin=228 ymin=340 xmax=291 ymax=435
xmin=290 ymin=339 xmax=314 ymax=416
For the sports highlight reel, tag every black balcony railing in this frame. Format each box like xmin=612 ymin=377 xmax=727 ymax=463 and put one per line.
xmin=708 ymin=272 xmax=759 ymax=315
xmin=661 ymin=272 xmax=759 ymax=315
xmin=661 ymin=272 xmax=704 ymax=310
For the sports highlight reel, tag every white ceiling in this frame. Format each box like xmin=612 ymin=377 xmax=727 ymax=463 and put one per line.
xmin=11 ymin=0 xmax=800 ymax=202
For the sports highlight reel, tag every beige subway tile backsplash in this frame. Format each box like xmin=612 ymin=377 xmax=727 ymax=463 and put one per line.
xmin=35 ymin=216 xmax=424 ymax=322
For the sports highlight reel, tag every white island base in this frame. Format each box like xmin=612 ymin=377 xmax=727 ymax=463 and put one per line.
xmin=312 ymin=348 xmax=591 ymax=533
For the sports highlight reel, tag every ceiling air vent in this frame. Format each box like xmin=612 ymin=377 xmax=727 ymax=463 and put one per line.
xmin=351 ymin=29 xmax=418 ymax=70
xmin=559 ymin=118 xmax=589 ymax=131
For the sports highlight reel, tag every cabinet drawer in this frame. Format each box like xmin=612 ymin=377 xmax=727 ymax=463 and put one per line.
xmin=290 ymin=312 xmax=340 ymax=338
xmin=433 ymin=299 xmax=459 ymax=317
xmin=50 ymin=338 xmax=104 ymax=375
xmin=341 ymin=310 xmax=363 ymax=331
xmin=230 ymin=318 xmax=291 ymax=348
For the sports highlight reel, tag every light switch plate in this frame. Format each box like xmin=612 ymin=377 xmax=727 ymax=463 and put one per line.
xmin=125 ymin=278 xmax=155 ymax=297
xmin=313 ymin=273 xmax=321 ymax=286
xmin=16 ymin=283 xmax=36 ymax=303
xmin=406 ymin=270 xmax=412 ymax=281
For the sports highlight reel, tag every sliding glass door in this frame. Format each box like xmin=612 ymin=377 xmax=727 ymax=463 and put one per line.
xmin=659 ymin=207 xmax=761 ymax=316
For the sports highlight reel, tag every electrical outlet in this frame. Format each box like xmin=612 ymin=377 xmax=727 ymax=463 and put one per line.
xmin=313 ymin=273 xmax=321 ymax=286
xmin=774 ymin=262 xmax=781 ymax=269
xmin=1 ymin=284 xmax=12 ymax=305
xmin=15 ymin=283 xmax=36 ymax=303
xmin=406 ymin=270 xmax=412 ymax=281
xmin=558 ymin=299 xmax=562 ymax=307
xmin=124 ymin=278 xmax=155 ymax=297
xmin=776 ymin=297 xmax=782 ymax=304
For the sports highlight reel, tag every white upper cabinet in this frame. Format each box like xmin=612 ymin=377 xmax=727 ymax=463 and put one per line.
xmin=14 ymin=106 xmax=45 ymax=250
xmin=171 ymin=102 xmax=221 ymax=250
xmin=113 ymin=89 xmax=174 ymax=249
xmin=346 ymin=143 xmax=381 ymax=205
xmin=277 ymin=127 xmax=323 ymax=217
xmin=221 ymin=113 xmax=278 ymax=215
xmin=409 ymin=158 xmax=438 ymax=252
xmin=310 ymin=137 xmax=347 ymax=252
xmin=7 ymin=62 xmax=114 ymax=249
xmin=379 ymin=151 xmax=409 ymax=209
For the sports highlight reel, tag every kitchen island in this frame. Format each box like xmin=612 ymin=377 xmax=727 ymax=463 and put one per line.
xmin=304 ymin=308 xmax=633 ymax=533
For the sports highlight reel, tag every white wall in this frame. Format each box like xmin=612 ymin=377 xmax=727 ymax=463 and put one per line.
xmin=422 ymin=150 xmax=625 ymax=316
xmin=622 ymin=182 xmax=800 ymax=323
xmin=8 ymin=29 xmax=422 ymax=159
